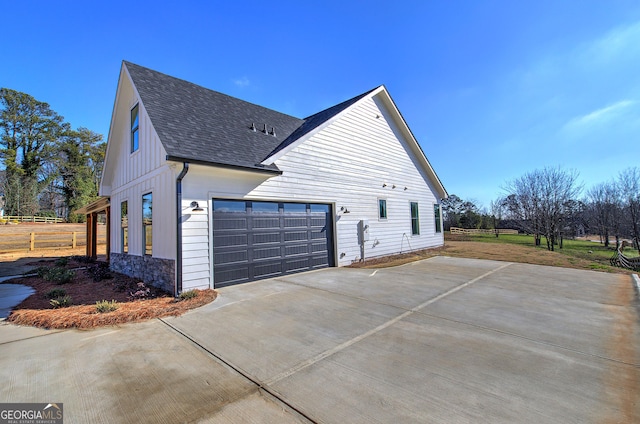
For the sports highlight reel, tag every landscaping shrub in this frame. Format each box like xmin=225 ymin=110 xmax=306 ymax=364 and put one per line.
xmin=96 ymin=300 xmax=119 ymax=313
xmin=130 ymin=282 xmax=151 ymax=300
xmin=86 ymin=262 xmax=112 ymax=282
xmin=55 ymin=257 xmax=69 ymax=267
xmin=46 ymin=288 xmax=67 ymax=299
xmin=43 ymin=268 xmax=75 ymax=285
xmin=50 ymin=296 xmax=72 ymax=308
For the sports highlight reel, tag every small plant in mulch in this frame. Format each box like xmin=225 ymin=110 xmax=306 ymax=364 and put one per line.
xmin=129 ymin=282 xmax=151 ymax=300
xmin=95 ymin=300 xmax=119 ymax=313
xmin=178 ymin=290 xmax=198 ymax=301
xmin=85 ymin=262 xmax=112 ymax=282
xmin=50 ymin=296 xmax=72 ymax=309
xmin=55 ymin=257 xmax=69 ymax=267
xmin=69 ymin=255 xmax=96 ymax=264
xmin=46 ymin=288 xmax=67 ymax=299
xmin=43 ymin=267 xmax=75 ymax=285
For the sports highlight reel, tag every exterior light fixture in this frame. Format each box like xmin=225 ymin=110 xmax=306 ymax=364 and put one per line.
xmin=190 ymin=201 xmax=204 ymax=212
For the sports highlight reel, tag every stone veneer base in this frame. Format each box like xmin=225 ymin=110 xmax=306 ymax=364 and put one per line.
xmin=110 ymin=253 xmax=175 ymax=294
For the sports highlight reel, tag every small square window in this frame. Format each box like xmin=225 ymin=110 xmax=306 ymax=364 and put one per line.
xmin=378 ymin=199 xmax=387 ymax=219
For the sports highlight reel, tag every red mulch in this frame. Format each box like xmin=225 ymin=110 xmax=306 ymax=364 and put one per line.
xmin=4 ymin=257 xmax=217 ymax=329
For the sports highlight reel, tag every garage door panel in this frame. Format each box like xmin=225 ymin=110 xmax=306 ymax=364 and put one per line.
xmin=253 ymin=246 xmax=282 ymax=260
xmin=212 ymin=200 xmax=334 ymax=287
xmin=252 ymin=217 xmax=280 ymax=229
xmin=285 ymin=257 xmax=311 ymax=272
xmin=253 ymin=232 xmax=281 ymax=244
xmin=253 ymin=262 xmax=283 ymax=278
xmin=285 ymin=244 xmax=310 ymax=256
xmin=311 ymin=242 xmax=329 ymax=253
xmin=284 ymin=217 xmax=307 ymax=228
xmin=284 ymin=230 xmax=308 ymax=242
xmin=213 ymin=217 xmax=248 ymax=230
xmin=213 ymin=234 xmax=248 ymax=248
xmin=214 ymin=250 xmax=248 ymax=265
xmin=214 ymin=267 xmax=249 ymax=286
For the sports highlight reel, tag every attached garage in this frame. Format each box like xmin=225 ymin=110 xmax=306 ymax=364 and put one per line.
xmin=212 ymin=199 xmax=335 ymax=287
xmin=101 ymin=62 xmax=447 ymax=295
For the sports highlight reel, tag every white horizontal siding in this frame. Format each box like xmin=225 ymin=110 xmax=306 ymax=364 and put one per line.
xmin=250 ymin=96 xmax=443 ymax=264
xmin=180 ymin=201 xmax=210 ymax=291
xmin=179 ymin=93 xmax=444 ymax=287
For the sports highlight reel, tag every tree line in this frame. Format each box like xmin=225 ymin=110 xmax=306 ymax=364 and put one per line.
xmin=0 ymin=88 xmax=105 ymax=222
xmin=442 ymin=166 xmax=640 ymax=254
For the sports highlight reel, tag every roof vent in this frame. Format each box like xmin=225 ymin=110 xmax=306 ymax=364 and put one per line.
xmin=262 ymin=123 xmax=268 ymax=134
xmin=250 ymin=122 xmax=256 ymax=132
xmin=269 ymin=127 xmax=276 ymax=137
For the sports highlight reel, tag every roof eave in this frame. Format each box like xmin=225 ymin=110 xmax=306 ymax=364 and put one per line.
xmin=166 ymin=156 xmax=283 ymax=175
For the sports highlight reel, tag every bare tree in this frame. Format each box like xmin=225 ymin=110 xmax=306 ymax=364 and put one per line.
xmin=618 ymin=167 xmax=640 ymax=254
xmin=503 ymin=167 xmax=581 ymax=251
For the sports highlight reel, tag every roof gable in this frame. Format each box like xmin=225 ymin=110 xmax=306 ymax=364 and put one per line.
xmin=124 ymin=61 xmax=303 ymax=172
xmin=117 ymin=62 xmax=446 ymax=198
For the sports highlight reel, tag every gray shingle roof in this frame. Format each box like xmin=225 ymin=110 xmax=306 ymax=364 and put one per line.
xmin=124 ymin=61 xmax=375 ymax=173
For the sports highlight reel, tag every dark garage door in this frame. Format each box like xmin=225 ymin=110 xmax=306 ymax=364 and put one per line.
xmin=212 ymin=200 xmax=335 ymax=287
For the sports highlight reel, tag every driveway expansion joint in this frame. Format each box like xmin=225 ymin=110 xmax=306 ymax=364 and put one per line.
xmin=264 ymin=262 xmax=513 ymax=386
xmin=158 ymin=317 xmax=318 ymax=424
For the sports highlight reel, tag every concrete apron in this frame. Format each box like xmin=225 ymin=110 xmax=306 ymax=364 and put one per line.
xmin=0 ymin=256 xmax=637 ymax=423
xmin=165 ymin=257 xmax=640 ymax=423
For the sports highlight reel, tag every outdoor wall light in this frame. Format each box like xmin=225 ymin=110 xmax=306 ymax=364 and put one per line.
xmin=190 ymin=201 xmax=204 ymax=212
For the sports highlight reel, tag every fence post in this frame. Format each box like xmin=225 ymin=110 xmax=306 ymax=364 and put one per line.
xmin=30 ymin=232 xmax=35 ymax=251
xmin=72 ymin=232 xmax=77 ymax=249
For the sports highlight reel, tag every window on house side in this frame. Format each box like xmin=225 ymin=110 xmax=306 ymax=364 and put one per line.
xmin=378 ymin=199 xmax=387 ymax=219
xmin=410 ymin=202 xmax=420 ymax=235
xmin=434 ymin=203 xmax=442 ymax=233
xmin=142 ymin=193 xmax=152 ymax=255
xmin=131 ymin=104 xmax=139 ymax=153
xmin=121 ymin=201 xmax=128 ymax=253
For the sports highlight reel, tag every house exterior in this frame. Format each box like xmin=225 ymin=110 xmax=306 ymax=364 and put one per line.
xmin=99 ymin=61 xmax=447 ymax=294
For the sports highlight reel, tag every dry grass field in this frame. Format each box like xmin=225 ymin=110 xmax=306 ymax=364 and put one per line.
xmin=0 ymin=222 xmax=106 ymax=257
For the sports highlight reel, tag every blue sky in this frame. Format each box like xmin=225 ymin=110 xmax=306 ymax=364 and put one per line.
xmin=1 ymin=1 xmax=639 ymax=208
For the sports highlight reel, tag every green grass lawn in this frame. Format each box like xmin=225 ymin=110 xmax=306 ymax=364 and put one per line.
xmin=461 ymin=233 xmax=639 ymax=269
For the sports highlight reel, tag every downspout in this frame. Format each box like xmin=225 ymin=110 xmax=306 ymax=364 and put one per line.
xmin=176 ymin=162 xmax=189 ymax=296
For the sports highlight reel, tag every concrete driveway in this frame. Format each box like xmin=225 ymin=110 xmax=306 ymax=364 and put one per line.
xmin=1 ymin=256 xmax=638 ymax=423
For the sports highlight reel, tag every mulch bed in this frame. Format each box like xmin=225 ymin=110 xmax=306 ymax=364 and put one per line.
xmin=4 ymin=256 xmax=217 ymax=329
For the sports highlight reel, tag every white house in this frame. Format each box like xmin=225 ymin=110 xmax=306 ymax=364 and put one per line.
xmin=97 ymin=61 xmax=447 ymax=294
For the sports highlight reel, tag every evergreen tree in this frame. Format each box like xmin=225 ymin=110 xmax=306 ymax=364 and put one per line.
xmin=0 ymin=88 xmax=64 ymax=215
xmin=58 ymin=128 xmax=106 ymax=222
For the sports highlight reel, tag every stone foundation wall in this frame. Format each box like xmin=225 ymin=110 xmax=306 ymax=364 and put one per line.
xmin=110 ymin=253 xmax=175 ymax=294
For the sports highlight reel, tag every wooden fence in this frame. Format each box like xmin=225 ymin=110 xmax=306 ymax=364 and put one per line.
xmin=610 ymin=247 xmax=640 ymax=271
xmin=450 ymin=227 xmax=519 ymax=235
xmin=0 ymin=231 xmax=106 ymax=252
xmin=1 ymin=215 xmax=66 ymax=224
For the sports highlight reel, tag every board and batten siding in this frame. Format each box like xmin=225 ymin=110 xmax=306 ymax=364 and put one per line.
xmin=104 ymin=69 xmax=176 ymax=261
xmin=178 ymin=92 xmax=443 ymax=290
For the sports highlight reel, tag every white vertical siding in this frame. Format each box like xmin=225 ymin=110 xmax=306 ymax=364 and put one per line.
xmin=103 ymin=70 xmax=176 ymax=261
